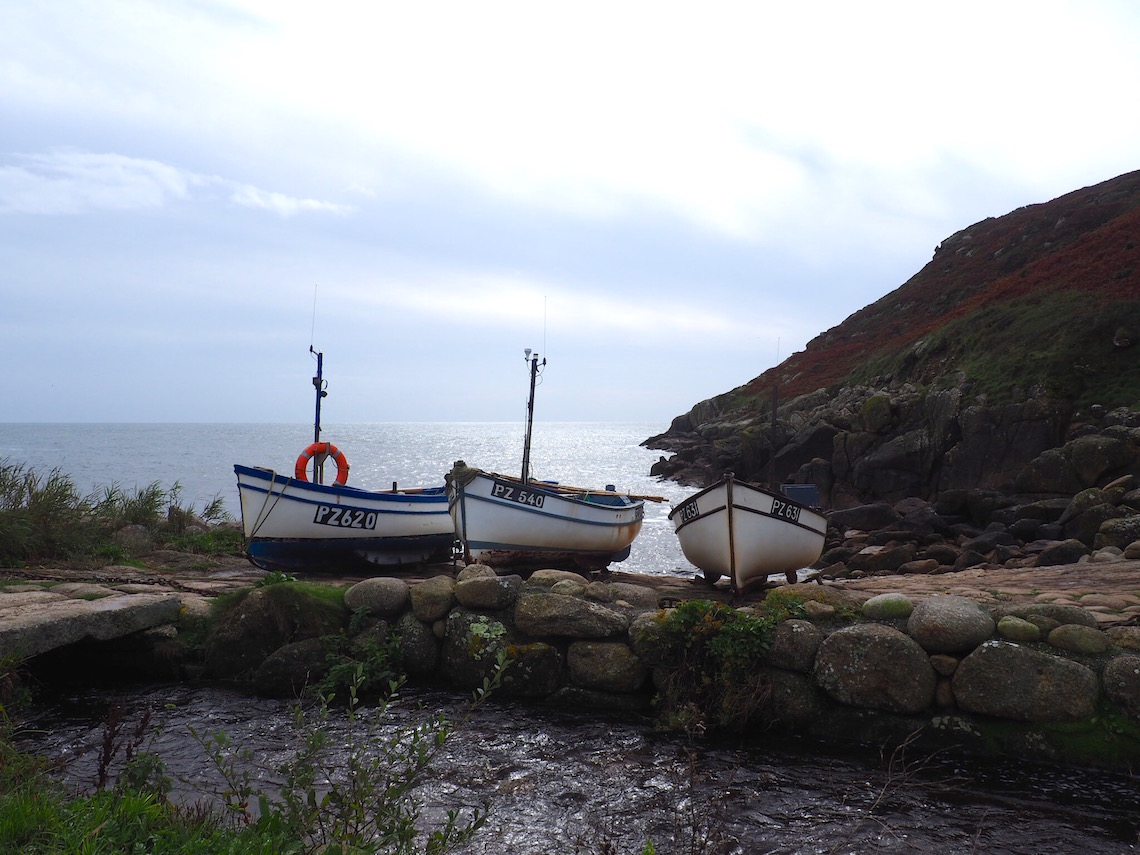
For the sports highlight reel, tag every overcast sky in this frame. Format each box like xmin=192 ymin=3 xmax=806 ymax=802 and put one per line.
xmin=3 ymin=1 xmax=1139 ymax=426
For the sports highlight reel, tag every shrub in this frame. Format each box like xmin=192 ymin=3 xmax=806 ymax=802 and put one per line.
xmin=649 ymin=600 xmax=780 ymax=734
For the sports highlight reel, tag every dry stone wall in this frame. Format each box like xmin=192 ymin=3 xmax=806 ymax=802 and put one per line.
xmin=223 ymin=566 xmax=1140 ymax=770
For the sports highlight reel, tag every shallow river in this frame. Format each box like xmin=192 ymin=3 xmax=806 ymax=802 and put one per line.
xmin=19 ymin=684 xmax=1139 ymax=854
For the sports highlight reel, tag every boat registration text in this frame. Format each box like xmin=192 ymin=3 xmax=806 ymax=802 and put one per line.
xmin=491 ymin=479 xmax=546 ymax=508
xmin=770 ymin=497 xmax=801 ymax=523
xmin=313 ymin=505 xmax=378 ymax=530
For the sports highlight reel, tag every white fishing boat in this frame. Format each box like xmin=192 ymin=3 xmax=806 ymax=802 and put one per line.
xmin=669 ymin=473 xmax=826 ymax=593
xmin=234 ymin=348 xmax=454 ymax=572
xmin=447 ymin=349 xmax=658 ymax=570
xmin=234 ymin=463 xmax=454 ymax=572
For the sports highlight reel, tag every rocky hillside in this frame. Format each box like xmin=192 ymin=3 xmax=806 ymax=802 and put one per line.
xmin=647 ymin=169 xmax=1140 ymax=507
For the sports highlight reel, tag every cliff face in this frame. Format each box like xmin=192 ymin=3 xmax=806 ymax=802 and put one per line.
xmin=647 ymin=170 xmax=1140 ymax=507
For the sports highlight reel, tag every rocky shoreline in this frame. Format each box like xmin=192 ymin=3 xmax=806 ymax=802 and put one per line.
xmin=6 ymin=540 xmax=1140 ymax=772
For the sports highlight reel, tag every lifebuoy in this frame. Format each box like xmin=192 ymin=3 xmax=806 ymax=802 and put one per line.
xmin=294 ymin=441 xmax=349 ymax=485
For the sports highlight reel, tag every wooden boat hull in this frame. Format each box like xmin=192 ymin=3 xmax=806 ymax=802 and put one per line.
xmin=447 ymin=465 xmax=645 ymax=570
xmin=669 ymin=474 xmax=826 ymax=592
xmin=234 ymin=464 xmax=455 ymax=571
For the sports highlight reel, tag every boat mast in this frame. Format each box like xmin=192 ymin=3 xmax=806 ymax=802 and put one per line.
xmin=521 ymin=348 xmax=544 ymax=483
xmin=311 ymin=346 xmax=328 ymax=481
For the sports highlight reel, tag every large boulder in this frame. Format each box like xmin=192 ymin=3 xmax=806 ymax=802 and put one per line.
xmin=394 ymin=612 xmax=440 ymax=676
xmin=1096 ymin=515 xmax=1140 ymax=550
xmin=205 ymin=586 xmax=345 ymax=679
xmin=829 ymin=503 xmax=901 ymax=532
xmin=906 ymin=595 xmax=995 ymax=653
xmin=409 ymin=575 xmax=456 ymax=622
xmin=344 ymin=577 xmax=410 ymax=617
xmin=567 ymin=641 xmax=646 ymax=693
xmin=1034 ymin=539 xmax=1091 ymax=567
xmin=1102 ymin=655 xmax=1140 ymax=718
xmin=952 ymin=641 xmax=1099 ymax=722
xmin=813 ymin=623 xmax=935 ymax=714
xmin=514 ymin=592 xmax=630 ymax=639
xmin=253 ymin=637 xmax=329 ymax=698
xmin=455 ymin=573 xmax=523 ymax=610
xmin=439 ymin=610 xmax=513 ymax=689
xmin=766 ymin=619 xmax=823 ymax=673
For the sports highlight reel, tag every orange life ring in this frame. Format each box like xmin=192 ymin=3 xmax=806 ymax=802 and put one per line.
xmin=294 ymin=441 xmax=349 ymax=485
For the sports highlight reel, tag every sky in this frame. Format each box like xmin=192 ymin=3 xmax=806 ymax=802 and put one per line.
xmin=3 ymin=1 xmax=1139 ymax=427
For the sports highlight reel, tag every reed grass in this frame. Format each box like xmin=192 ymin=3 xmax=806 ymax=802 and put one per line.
xmin=0 ymin=459 xmax=237 ymax=567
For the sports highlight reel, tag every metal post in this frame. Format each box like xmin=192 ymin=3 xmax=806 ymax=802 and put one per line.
xmin=521 ymin=349 xmax=543 ymax=483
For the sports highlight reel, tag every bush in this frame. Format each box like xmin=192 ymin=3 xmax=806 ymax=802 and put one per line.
xmin=649 ymin=600 xmax=782 ymax=734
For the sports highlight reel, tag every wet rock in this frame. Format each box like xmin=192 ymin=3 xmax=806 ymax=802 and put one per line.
xmin=567 ymin=641 xmax=646 ymax=693
xmin=953 ymin=641 xmax=1099 ymax=722
xmin=253 ymin=637 xmax=329 ymax=698
xmin=763 ymin=667 xmax=827 ymax=722
xmin=813 ymin=623 xmax=935 ymax=714
xmin=501 ymin=641 xmax=564 ymax=696
xmin=907 ymin=595 xmax=995 ymax=654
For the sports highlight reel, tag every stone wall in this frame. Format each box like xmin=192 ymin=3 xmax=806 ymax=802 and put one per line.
xmin=214 ymin=566 xmax=1140 ymax=771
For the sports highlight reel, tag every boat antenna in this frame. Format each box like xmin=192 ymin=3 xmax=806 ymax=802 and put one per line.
xmin=310 ymin=345 xmax=327 ymax=445
xmin=521 ymin=348 xmax=545 ymax=483
xmin=768 ymin=338 xmax=780 ymax=488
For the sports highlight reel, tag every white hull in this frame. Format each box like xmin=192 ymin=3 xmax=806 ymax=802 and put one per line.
xmin=669 ymin=474 xmax=826 ymax=592
xmin=235 ymin=464 xmax=454 ymax=571
xmin=448 ymin=466 xmax=645 ymax=570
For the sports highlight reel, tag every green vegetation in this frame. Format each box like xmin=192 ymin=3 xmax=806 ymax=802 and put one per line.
xmin=846 ymin=293 xmax=1140 ymax=410
xmin=0 ymin=459 xmax=236 ymax=568
xmin=646 ymin=594 xmax=805 ymax=734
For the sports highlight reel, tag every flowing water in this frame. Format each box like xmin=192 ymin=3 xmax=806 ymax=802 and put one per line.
xmin=18 ymin=685 xmax=1139 ymax=854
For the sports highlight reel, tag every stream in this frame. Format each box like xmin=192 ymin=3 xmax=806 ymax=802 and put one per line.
xmin=16 ymin=683 xmax=1140 ymax=854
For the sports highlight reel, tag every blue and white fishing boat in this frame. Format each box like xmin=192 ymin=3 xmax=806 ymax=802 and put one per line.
xmin=234 ymin=349 xmax=454 ymax=572
xmin=447 ymin=350 xmax=656 ymax=571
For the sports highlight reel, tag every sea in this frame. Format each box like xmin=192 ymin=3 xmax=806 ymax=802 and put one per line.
xmin=0 ymin=421 xmax=695 ymax=579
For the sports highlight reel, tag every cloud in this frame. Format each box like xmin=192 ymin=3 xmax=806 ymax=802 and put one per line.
xmin=0 ymin=150 xmax=192 ymax=214
xmin=228 ymin=184 xmax=353 ymax=217
xmin=0 ymin=149 xmax=351 ymax=217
